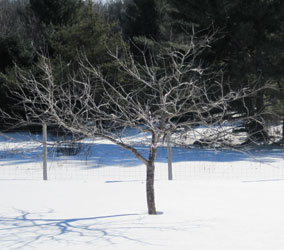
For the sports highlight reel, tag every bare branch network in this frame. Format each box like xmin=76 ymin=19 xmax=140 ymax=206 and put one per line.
xmin=2 ymin=33 xmax=265 ymax=214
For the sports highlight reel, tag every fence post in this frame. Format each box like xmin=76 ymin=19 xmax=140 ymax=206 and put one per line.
xmin=43 ymin=123 xmax=48 ymax=180
xmin=167 ymin=133 xmax=173 ymax=180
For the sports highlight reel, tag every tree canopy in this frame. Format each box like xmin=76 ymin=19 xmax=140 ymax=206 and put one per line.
xmin=0 ymin=0 xmax=283 ymax=140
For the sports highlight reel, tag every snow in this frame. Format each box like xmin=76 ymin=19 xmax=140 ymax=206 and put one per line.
xmin=0 ymin=131 xmax=284 ymax=249
xmin=1 ymin=180 xmax=284 ymax=250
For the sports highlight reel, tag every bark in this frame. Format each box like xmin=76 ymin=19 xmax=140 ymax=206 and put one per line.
xmin=246 ymin=91 xmax=268 ymax=143
xmin=146 ymin=134 xmax=158 ymax=215
xmin=146 ymin=160 xmax=156 ymax=215
xmin=282 ymin=118 xmax=284 ymax=139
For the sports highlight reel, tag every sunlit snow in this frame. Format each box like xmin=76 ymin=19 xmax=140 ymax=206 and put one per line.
xmin=0 ymin=130 xmax=284 ymax=250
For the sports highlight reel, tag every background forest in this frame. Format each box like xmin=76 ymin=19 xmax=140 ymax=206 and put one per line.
xmin=0 ymin=0 xmax=284 ymax=143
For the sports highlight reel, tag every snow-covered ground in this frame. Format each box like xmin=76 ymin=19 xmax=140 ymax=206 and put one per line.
xmin=1 ymin=180 xmax=284 ymax=250
xmin=0 ymin=131 xmax=284 ymax=250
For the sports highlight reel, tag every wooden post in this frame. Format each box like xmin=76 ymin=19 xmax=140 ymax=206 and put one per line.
xmin=43 ymin=123 xmax=48 ymax=180
xmin=167 ymin=134 xmax=173 ymax=180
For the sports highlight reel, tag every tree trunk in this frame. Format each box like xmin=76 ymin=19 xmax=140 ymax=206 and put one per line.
xmin=282 ymin=118 xmax=284 ymax=139
xmin=146 ymin=134 xmax=158 ymax=215
xmin=246 ymin=90 xmax=268 ymax=143
xmin=146 ymin=160 xmax=156 ymax=215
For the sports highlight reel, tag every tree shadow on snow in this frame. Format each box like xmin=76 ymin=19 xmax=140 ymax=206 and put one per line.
xmin=0 ymin=140 xmax=283 ymax=169
xmin=0 ymin=209 xmax=203 ymax=249
xmin=83 ymin=143 xmax=284 ymax=168
xmin=0 ymin=209 xmax=144 ymax=249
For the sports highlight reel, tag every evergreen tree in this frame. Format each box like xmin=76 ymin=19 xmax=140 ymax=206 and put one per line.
xmin=166 ymin=0 xmax=284 ymax=143
xmin=103 ymin=0 xmax=123 ymax=23
xmin=0 ymin=0 xmax=37 ymax=121
xmin=29 ymin=0 xmax=83 ymax=26
xmin=48 ymin=0 xmax=124 ymax=77
xmin=121 ymin=0 xmax=160 ymax=40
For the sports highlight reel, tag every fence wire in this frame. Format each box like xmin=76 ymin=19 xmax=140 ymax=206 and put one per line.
xmin=0 ymin=131 xmax=284 ymax=182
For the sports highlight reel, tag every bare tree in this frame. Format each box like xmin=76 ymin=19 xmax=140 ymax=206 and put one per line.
xmin=2 ymin=32 xmax=263 ymax=214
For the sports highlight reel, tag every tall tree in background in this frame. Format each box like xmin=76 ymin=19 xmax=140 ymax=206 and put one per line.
xmin=103 ymin=0 xmax=123 ymax=23
xmin=49 ymin=1 xmax=123 ymax=67
xmin=0 ymin=0 xmax=124 ymax=126
xmin=47 ymin=0 xmax=124 ymax=86
xmin=0 ymin=0 xmax=29 ymax=37
xmin=29 ymin=0 xmax=83 ymax=26
xmin=26 ymin=0 xmax=83 ymax=51
xmin=167 ymin=0 xmax=284 ymax=143
xmin=0 ymin=0 xmax=37 ymax=122
xmin=1 ymin=0 xmax=283 ymax=140
xmin=121 ymin=0 xmax=160 ymax=40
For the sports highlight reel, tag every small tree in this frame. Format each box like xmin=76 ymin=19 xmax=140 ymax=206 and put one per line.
xmin=3 ymin=32 xmax=263 ymax=214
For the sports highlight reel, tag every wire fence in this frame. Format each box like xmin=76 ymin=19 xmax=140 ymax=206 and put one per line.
xmin=0 ymin=131 xmax=284 ymax=182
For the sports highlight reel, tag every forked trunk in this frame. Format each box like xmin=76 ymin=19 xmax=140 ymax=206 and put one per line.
xmin=146 ymin=161 xmax=156 ymax=215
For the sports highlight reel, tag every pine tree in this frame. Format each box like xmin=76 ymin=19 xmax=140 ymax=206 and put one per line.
xmin=48 ymin=0 xmax=124 ymax=75
xmin=121 ymin=0 xmax=160 ymax=40
xmin=29 ymin=0 xmax=83 ymax=26
xmin=0 ymin=0 xmax=37 ymax=121
xmin=166 ymin=0 xmax=284 ymax=143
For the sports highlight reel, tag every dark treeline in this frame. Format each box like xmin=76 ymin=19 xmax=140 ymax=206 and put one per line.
xmin=0 ymin=0 xmax=284 ymax=142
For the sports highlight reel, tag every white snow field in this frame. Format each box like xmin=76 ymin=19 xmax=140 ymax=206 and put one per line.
xmin=0 ymin=131 xmax=284 ymax=250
